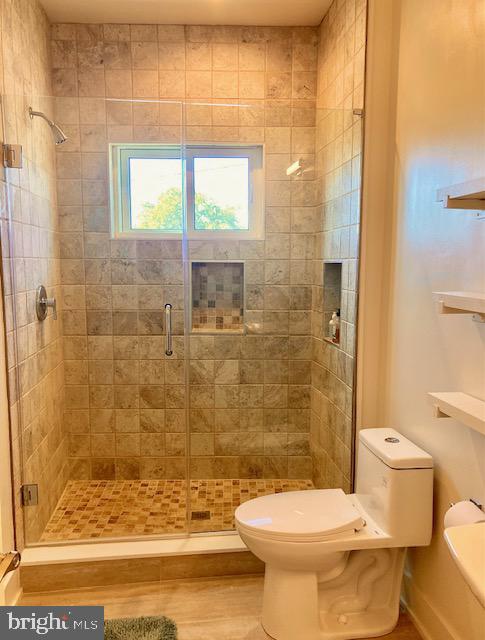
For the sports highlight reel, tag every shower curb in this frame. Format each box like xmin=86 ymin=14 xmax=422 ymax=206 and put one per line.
xmin=19 ymin=534 xmax=264 ymax=593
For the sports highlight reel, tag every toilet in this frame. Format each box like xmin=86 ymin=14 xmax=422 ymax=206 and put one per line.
xmin=235 ymin=428 xmax=434 ymax=640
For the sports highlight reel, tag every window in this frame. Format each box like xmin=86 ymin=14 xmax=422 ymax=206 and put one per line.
xmin=110 ymin=144 xmax=264 ymax=239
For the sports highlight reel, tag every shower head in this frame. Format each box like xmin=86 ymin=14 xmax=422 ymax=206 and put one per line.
xmin=28 ymin=107 xmax=68 ymax=145
xmin=286 ymin=159 xmax=304 ymax=177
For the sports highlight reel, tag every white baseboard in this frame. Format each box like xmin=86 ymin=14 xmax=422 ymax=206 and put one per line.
xmin=402 ymin=574 xmax=457 ymax=640
xmin=405 ymin=603 xmax=440 ymax=640
xmin=0 ymin=569 xmax=22 ymax=606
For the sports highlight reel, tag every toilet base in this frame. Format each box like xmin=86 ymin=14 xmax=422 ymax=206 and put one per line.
xmin=261 ymin=548 xmax=406 ymax=640
xmin=262 ymin=567 xmax=321 ymax=639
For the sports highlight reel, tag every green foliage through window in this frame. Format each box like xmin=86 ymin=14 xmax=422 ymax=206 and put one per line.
xmin=136 ymin=187 xmax=240 ymax=230
xmin=112 ymin=145 xmax=263 ymax=238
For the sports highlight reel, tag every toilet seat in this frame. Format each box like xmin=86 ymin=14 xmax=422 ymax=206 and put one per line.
xmin=235 ymin=489 xmax=365 ymax=543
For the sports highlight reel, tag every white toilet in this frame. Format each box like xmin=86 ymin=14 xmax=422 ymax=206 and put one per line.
xmin=235 ymin=428 xmax=434 ymax=640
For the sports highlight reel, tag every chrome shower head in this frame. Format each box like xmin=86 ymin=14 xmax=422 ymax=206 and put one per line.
xmin=29 ymin=107 xmax=68 ymax=145
xmin=49 ymin=121 xmax=68 ymax=145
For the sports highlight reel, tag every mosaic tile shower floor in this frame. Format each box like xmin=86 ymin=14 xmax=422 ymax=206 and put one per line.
xmin=41 ymin=479 xmax=314 ymax=541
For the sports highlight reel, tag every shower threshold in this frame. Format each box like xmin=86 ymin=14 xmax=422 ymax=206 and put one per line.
xmin=19 ymin=531 xmax=268 ymax=593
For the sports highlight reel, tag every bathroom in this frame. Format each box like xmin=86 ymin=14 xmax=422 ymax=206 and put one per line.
xmin=0 ymin=0 xmax=484 ymax=638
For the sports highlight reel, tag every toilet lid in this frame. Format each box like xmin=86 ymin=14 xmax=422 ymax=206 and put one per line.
xmin=235 ymin=489 xmax=364 ymax=541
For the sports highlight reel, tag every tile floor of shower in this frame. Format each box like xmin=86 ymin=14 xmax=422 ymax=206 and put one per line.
xmin=40 ymin=478 xmax=314 ymax=542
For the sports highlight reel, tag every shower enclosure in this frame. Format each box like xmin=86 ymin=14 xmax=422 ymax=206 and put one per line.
xmin=0 ymin=12 xmax=366 ymax=547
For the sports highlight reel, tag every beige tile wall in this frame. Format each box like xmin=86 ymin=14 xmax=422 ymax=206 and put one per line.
xmin=0 ymin=0 xmax=69 ymax=546
xmin=310 ymin=0 xmax=366 ymax=490
xmin=51 ymin=23 xmax=319 ymax=481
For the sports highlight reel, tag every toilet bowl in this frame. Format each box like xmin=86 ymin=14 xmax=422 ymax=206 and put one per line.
xmin=235 ymin=428 xmax=434 ymax=640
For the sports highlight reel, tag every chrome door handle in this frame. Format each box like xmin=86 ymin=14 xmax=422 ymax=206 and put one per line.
xmin=165 ymin=303 xmax=173 ymax=356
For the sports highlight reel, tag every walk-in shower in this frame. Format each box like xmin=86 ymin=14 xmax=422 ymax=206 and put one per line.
xmin=0 ymin=9 xmax=367 ymax=549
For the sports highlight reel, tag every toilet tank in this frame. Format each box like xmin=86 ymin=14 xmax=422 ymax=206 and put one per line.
xmin=355 ymin=428 xmax=434 ymax=546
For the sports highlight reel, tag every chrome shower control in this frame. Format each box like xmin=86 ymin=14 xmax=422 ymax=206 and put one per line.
xmin=36 ymin=285 xmax=57 ymax=321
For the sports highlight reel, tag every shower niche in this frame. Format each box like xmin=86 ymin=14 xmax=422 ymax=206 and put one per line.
xmin=323 ymin=261 xmax=342 ymax=345
xmin=191 ymin=262 xmax=244 ymax=333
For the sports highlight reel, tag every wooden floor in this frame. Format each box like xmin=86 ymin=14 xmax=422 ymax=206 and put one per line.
xmin=21 ymin=574 xmax=422 ymax=640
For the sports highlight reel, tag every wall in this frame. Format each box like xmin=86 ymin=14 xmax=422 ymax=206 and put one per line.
xmin=360 ymin=0 xmax=485 ymax=638
xmin=0 ymin=0 xmax=69 ymax=546
xmin=51 ymin=23 xmax=320 ymax=482
xmin=0 ymin=276 xmax=14 ymax=553
xmin=310 ymin=0 xmax=366 ymax=490
xmin=0 ymin=285 xmax=22 ymax=605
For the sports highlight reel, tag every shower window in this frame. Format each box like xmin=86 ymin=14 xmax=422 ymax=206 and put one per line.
xmin=110 ymin=144 xmax=264 ymax=240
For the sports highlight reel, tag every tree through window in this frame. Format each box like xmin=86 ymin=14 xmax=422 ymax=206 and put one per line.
xmin=110 ymin=144 xmax=263 ymax=239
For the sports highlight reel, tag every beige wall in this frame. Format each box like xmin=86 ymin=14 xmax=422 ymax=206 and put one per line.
xmin=0 ymin=286 xmax=14 ymax=552
xmin=0 ymin=4 xmax=11 ymax=554
xmin=0 ymin=0 xmax=69 ymax=546
xmin=360 ymin=0 xmax=485 ymax=638
xmin=310 ymin=0 xmax=366 ymax=490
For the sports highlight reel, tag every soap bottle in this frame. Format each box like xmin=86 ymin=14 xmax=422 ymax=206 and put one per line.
xmin=329 ymin=310 xmax=340 ymax=343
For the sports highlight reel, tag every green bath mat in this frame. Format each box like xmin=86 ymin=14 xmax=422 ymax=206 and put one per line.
xmin=104 ymin=615 xmax=177 ymax=640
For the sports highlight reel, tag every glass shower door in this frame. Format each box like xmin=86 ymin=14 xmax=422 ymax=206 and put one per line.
xmin=52 ymin=97 xmax=190 ymax=542
xmin=184 ymin=100 xmax=315 ymax=534
xmin=0 ymin=95 xmax=194 ymax=545
xmin=0 ymin=89 xmax=67 ymax=547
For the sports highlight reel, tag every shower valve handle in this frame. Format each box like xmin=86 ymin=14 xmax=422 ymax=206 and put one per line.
xmin=45 ymin=296 xmax=57 ymax=320
xmin=36 ymin=285 xmax=57 ymax=321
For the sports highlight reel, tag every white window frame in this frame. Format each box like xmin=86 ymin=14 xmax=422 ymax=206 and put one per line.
xmin=110 ymin=143 xmax=264 ymax=240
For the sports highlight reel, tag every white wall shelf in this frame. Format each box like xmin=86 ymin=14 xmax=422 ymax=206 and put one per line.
xmin=433 ymin=291 xmax=485 ymax=323
xmin=437 ymin=176 xmax=485 ymax=210
xmin=428 ymin=392 xmax=485 ymax=436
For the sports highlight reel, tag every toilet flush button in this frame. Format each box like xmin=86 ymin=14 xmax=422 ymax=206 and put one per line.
xmin=338 ymin=615 xmax=348 ymax=625
xmin=385 ymin=437 xmax=400 ymax=443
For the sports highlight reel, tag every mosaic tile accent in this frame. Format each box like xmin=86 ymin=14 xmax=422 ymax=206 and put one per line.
xmin=192 ymin=262 xmax=244 ymax=332
xmin=40 ymin=478 xmax=314 ymax=541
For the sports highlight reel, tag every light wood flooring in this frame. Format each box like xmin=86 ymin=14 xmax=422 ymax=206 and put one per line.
xmin=21 ymin=574 xmax=422 ymax=640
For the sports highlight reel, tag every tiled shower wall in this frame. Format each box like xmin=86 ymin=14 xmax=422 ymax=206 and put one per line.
xmin=0 ymin=0 xmax=69 ymax=545
xmin=51 ymin=23 xmax=319 ymax=480
xmin=311 ymin=0 xmax=366 ymax=490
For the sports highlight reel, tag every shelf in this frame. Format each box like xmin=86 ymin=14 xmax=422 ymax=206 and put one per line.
xmin=437 ymin=176 xmax=485 ymax=210
xmin=323 ymin=336 xmax=340 ymax=347
xmin=428 ymin=392 xmax=485 ymax=436
xmin=433 ymin=291 xmax=485 ymax=322
xmin=191 ymin=328 xmax=244 ymax=335
xmin=322 ymin=262 xmax=342 ymax=344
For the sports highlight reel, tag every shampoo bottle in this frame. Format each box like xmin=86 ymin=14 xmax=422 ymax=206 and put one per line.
xmin=329 ymin=310 xmax=340 ymax=343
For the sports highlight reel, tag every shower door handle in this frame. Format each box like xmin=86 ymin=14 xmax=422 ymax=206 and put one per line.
xmin=164 ymin=303 xmax=173 ymax=356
